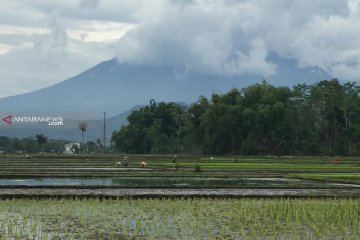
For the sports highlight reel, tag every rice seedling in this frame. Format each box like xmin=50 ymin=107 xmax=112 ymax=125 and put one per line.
xmin=0 ymin=197 xmax=358 ymax=239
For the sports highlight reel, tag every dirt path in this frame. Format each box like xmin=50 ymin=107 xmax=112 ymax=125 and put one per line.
xmin=0 ymin=188 xmax=359 ymax=197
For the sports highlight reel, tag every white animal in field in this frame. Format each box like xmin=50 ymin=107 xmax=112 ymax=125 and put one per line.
xmin=140 ymin=161 xmax=147 ymax=167
xmin=210 ymin=156 xmax=214 ymax=160
xmin=116 ymin=162 xmax=122 ymax=167
xmin=26 ymin=154 xmax=30 ymax=158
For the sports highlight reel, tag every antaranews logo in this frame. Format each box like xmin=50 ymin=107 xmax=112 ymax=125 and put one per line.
xmin=2 ymin=114 xmax=64 ymax=126
xmin=0 ymin=112 xmax=96 ymax=129
xmin=16 ymin=116 xmax=63 ymax=126
xmin=2 ymin=115 xmax=12 ymax=124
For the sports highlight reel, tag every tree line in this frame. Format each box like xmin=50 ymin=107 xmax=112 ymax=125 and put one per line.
xmin=112 ymin=79 xmax=360 ymax=156
xmin=0 ymin=135 xmax=106 ymax=154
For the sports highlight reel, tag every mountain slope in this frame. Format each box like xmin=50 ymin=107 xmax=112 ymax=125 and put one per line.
xmin=0 ymin=55 xmax=331 ymax=116
xmin=0 ymin=59 xmax=243 ymax=115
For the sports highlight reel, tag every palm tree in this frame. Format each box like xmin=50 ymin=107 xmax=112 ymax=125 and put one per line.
xmin=78 ymin=121 xmax=88 ymax=153
xmin=36 ymin=134 xmax=47 ymax=153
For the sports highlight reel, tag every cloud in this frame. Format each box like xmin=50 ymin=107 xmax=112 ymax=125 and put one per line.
xmin=32 ymin=11 xmax=68 ymax=68
xmin=116 ymin=0 xmax=277 ymax=77
xmin=285 ymin=5 xmax=360 ymax=80
xmin=0 ymin=0 xmax=132 ymax=97
xmin=79 ymin=0 xmax=101 ymax=10
xmin=0 ymin=40 xmax=117 ymax=98
xmin=1 ymin=0 xmax=360 ymax=99
xmin=115 ymin=0 xmax=360 ymax=80
xmin=16 ymin=0 xmax=150 ymax=23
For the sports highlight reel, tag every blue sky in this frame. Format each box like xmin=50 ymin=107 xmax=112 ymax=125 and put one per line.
xmin=0 ymin=0 xmax=359 ymax=98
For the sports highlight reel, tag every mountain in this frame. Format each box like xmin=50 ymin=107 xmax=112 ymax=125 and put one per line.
xmin=0 ymin=54 xmax=332 ymax=141
xmin=0 ymin=54 xmax=331 ymax=116
xmin=0 ymin=59 xmax=241 ymax=116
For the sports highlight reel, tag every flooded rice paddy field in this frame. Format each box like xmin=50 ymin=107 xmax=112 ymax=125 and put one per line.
xmin=0 ymin=176 xmax=359 ymax=189
xmin=0 ymin=155 xmax=358 ymax=239
xmin=0 ymin=154 xmax=359 ymax=196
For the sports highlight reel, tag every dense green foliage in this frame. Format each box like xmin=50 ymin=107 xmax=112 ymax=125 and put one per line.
xmin=0 ymin=198 xmax=358 ymax=239
xmin=112 ymin=79 xmax=360 ymax=155
xmin=112 ymin=100 xmax=188 ymax=154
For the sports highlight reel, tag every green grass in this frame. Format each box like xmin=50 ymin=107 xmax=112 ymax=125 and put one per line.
xmin=0 ymin=197 xmax=358 ymax=239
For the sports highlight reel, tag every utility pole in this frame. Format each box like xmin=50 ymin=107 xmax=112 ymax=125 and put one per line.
xmin=103 ymin=112 xmax=106 ymax=153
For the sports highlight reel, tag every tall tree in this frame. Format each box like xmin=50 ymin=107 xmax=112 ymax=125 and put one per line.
xmin=78 ymin=121 xmax=88 ymax=153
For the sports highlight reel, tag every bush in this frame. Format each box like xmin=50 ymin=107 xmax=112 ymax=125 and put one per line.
xmin=194 ymin=164 xmax=201 ymax=172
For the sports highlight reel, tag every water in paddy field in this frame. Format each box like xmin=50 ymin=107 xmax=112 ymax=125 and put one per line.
xmin=0 ymin=177 xmax=296 ymax=187
xmin=0 ymin=177 xmax=357 ymax=188
xmin=0 ymin=178 xmax=114 ymax=186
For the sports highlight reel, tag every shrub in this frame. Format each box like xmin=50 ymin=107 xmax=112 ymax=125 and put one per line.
xmin=194 ymin=164 xmax=201 ymax=172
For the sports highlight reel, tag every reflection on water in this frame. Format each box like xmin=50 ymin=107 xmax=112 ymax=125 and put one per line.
xmin=0 ymin=177 xmax=315 ymax=187
xmin=0 ymin=178 xmax=114 ymax=186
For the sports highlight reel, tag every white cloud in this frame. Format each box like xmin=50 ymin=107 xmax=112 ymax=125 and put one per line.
xmin=285 ymin=6 xmax=360 ymax=80
xmin=116 ymin=0 xmax=276 ymax=76
xmin=115 ymin=0 xmax=360 ymax=80
xmin=0 ymin=0 xmax=134 ymax=97
xmin=1 ymin=0 xmax=360 ymax=98
xmin=68 ymin=21 xmax=134 ymax=42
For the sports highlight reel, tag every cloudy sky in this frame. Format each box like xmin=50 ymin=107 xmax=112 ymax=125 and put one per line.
xmin=0 ymin=0 xmax=359 ymax=98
